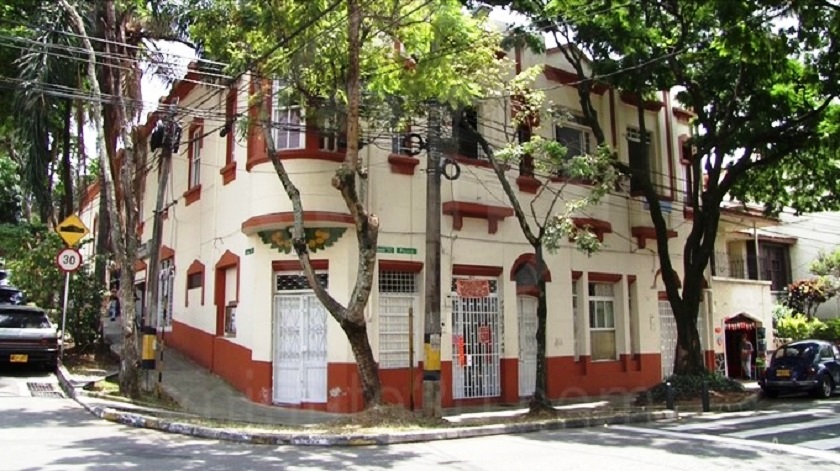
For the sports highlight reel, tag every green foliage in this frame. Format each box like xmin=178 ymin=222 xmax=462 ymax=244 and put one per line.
xmin=783 ymin=278 xmax=833 ymax=318
xmin=0 ymin=154 xmax=22 ymax=224
xmin=810 ymin=248 xmax=840 ymax=278
xmin=772 ymin=303 xmax=796 ymax=321
xmin=0 ymin=223 xmax=104 ymax=349
xmin=189 ymin=0 xmax=508 ymax=121
xmin=637 ymin=372 xmax=745 ymax=405
xmin=776 ymin=313 xmax=825 ymax=341
xmin=812 ymin=318 xmax=840 ymax=342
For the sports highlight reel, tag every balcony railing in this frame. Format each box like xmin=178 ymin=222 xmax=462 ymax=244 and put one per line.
xmin=712 ymin=251 xmax=793 ymax=292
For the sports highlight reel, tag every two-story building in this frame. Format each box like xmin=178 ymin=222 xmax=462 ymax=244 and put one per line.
xmin=78 ymin=44 xmax=778 ymax=413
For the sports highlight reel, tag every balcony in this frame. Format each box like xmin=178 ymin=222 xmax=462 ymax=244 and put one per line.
xmin=711 ymin=251 xmax=790 ymax=293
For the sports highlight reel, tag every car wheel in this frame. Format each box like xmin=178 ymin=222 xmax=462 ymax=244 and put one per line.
xmin=812 ymin=375 xmax=834 ymax=399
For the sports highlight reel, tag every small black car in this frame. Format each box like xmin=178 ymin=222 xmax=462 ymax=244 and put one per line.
xmin=760 ymin=340 xmax=840 ymax=399
xmin=0 ymin=305 xmax=60 ymax=369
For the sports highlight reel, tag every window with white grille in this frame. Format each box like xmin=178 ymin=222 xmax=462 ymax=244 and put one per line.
xmin=378 ymin=271 xmax=418 ymax=369
xmin=628 ymin=281 xmax=639 ymax=354
xmin=274 ymin=105 xmax=304 ymax=150
xmin=188 ymin=126 xmax=202 ymax=188
xmin=157 ymin=259 xmax=174 ymax=328
xmin=275 ymin=272 xmax=328 ymax=291
xmin=589 ymin=282 xmax=616 ymax=361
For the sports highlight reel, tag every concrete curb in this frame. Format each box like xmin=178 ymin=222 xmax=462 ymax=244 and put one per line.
xmin=57 ymin=365 xmax=764 ymax=446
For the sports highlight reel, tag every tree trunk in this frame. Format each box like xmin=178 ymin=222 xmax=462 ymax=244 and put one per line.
xmin=672 ymin=295 xmax=705 ymax=375
xmin=341 ymin=319 xmax=381 ymax=406
xmin=60 ymin=0 xmax=141 ymax=398
xmin=60 ymin=99 xmax=74 ymax=220
xmin=530 ymin=243 xmax=552 ymax=412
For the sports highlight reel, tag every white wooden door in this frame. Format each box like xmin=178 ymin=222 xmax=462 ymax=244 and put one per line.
xmin=272 ymin=294 xmax=327 ymax=404
xmin=518 ymin=296 xmax=537 ymax=397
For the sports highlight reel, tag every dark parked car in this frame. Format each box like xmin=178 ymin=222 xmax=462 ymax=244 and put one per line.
xmin=0 ymin=285 xmax=26 ymax=305
xmin=0 ymin=305 xmax=60 ymax=369
xmin=760 ymin=340 xmax=840 ymax=398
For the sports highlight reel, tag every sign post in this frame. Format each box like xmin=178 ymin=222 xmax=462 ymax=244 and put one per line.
xmin=54 ymin=213 xmax=88 ymax=362
xmin=56 ymin=247 xmax=83 ymax=360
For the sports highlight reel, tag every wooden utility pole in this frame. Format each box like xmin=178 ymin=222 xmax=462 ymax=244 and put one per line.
xmin=146 ymin=102 xmax=178 ymax=330
xmin=423 ymin=101 xmax=442 ymax=417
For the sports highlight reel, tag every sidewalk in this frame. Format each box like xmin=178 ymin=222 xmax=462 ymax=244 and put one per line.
xmin=100 ymin=314 xmax=336 ymax=426
xmin=57 ymin=313 xmax=757 ymax=445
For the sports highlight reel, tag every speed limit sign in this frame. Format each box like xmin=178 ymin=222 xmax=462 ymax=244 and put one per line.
xmin=56 ymin=247 xmax=83 ymax=273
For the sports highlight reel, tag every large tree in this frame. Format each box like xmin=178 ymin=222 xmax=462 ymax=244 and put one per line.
xmin=189 ymin=0 xmax=505 ymax=408
xmin=470 ymin=0 xmax=840 ymax=375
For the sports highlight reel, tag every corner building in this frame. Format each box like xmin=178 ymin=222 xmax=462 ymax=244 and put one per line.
xmin=79 ymin=45 xmax=778 ymax=413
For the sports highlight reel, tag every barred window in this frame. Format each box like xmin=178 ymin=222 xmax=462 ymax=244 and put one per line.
xmin=275 ymin=273 xmax=328 ymax=291
xmin=589 ymin=282 xmax=616 ymax=361
xmin=378 ymin=271 xmax=419 ymax=369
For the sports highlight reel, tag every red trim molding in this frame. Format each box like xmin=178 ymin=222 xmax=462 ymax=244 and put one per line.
xmin=515 ymin=176 xmax=541 ymax=194
xmin=272 ymin=259 xmax=329 ymax=271
xmin=186 ymin=259 xmax=205 ymax=307
xmin=517 ymin=286 xmax=540 ymax=297
xmin=673 ymin=107 xmax=695 ymax=123
xmin=246 ymin=78 xmax=271 ymax=171
xmin=224 ymin=86 xmax=237 ymax=184
xmin=214 ymin=250 xmax=240 ymax=336
xmin=543 ymin=65 xmax=608 ymax=95
xmin=589 ymin=272 xmax=623 ymax=283
xmin=134 ymin=259 xmax=147 ymax=272
xmin=631 ymin=226 xmax=678 ymax=249
xmin=160 ymin=245 xmax=175 ymax=261
xmin=275 ymin=149 xmax=346 ymax=163
xmin=619 ymin=91 xmax=665 ymax=112
xmin=387 ymin=154 xmax=420 ymax=175
xmin=572 ymin=270 xmax=583 ymax=281
xmin=215 ymin=250 xmax=240 ymax=270
xmin=220 ymin=161 xmax=236 ymax=185
xmin=572 ymin=217 xmax=613 ymax=242
xmin=509 ymin=253 xmax=552 ymax=282
xmin=183 ymin=184 xmax=201 ymax=206
xmin=628 ymin=275 xmax=637 ymax=285
xmin=453 ymin=264 xmax=502 ymax=277
xmin=241 ymin=211 xmax=355 ymax=234
xmin=379 ymin=260 xmax=423 ymax=273
xmin=442 ymin=201 xmax=514 ymax=234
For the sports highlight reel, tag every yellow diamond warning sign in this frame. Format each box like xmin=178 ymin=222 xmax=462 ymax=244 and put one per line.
xmin=56 ymin=214 xmax=89 ymax=247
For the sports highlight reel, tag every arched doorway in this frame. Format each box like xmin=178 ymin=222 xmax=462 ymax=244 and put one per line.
xmin=724 ymin=313 xmax=757 ymax=379
xmin=510 ymin=254 xmax=551 ymax=398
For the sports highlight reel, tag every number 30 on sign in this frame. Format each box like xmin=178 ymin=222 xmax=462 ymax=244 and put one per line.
xmin=56 ymin=247 xmax=83 ymax=273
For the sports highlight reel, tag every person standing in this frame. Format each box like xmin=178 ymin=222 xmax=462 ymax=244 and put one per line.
xmin=108 ymin=288 xmax=121 ymax=321
xmin=740 ymin=333 xmax=754 ymax=380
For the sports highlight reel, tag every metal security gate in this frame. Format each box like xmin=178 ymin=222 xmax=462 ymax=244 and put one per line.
xmin=451 ymin=279 xmax=501 ymax=399
xmin=272 ymin=272 xmax=328 ymax=405
xmin=518 ymin=296 xmax=537 ymax=397
xmin=659 ymin=300 xmax=677 ymax=379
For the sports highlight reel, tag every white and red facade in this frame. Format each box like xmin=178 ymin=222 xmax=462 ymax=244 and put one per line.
xmin=78 ymin=47 xmax=778 ymax=413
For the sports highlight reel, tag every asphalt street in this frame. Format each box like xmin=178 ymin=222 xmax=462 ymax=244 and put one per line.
xmin=2 ymin=368 xmax=840 ymax=471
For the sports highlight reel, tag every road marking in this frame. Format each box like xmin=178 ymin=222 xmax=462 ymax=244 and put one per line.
xmin=612 ymin=425 xmax=840 ymax=464
xmin=798 ymin=436 xmax=840 ymax=451
xmin=723 ymin=416 xmax=840 ymax=439
xmin=664 ymin=408 xmax=831 ymax=432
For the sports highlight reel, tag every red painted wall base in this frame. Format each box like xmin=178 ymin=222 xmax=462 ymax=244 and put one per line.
xmin=169 ymin=320 xmax=665 ymax=413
